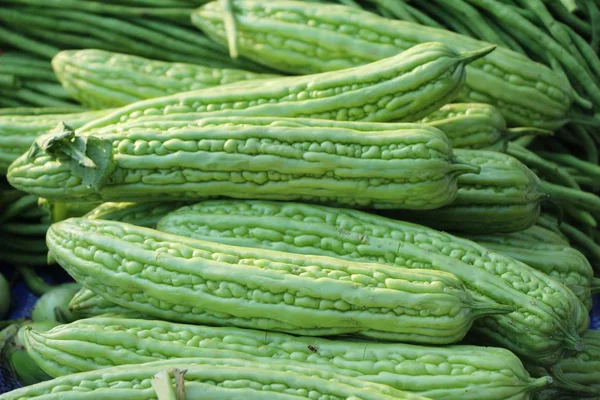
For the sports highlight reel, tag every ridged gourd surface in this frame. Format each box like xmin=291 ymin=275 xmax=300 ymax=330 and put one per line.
xmin=75 ymin=42 xmax=489 ymax=133
xmin=192 ymin=0 xmax=573 ymax=129
xmin=155 ymin=199 xmax=586 ymax=366
xmin=23 ymin=316 xmax=551 ymax=400
xmin=417 ymin=103 xmax=508 ymax=151
xmin=7 ymin=121 xmax=474 ymax=210
xmin=0 ymin=357 xmax=425 ymax=400
xmin=52 ymin=49 xmax=280 ymax=109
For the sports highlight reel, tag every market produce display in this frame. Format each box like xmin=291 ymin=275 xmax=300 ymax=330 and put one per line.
xmin=2 ymin=0 xmax=600 ymax=399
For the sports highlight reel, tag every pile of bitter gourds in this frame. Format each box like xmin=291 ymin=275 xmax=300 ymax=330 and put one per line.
xmin=1 ymin=0 xmax=600 ymax=399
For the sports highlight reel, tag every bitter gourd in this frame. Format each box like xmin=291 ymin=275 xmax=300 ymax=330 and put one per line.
xmin=22 ymin=316 xmax=551 ymax=400
xmin=192 ymin=0 xmax=574 ymax=129
xmin=46 ymin=217 xmax=512 ymax=344
xmin=7 ymin=117 xmax=477 ymax=210
xmin=385 ymin=149 xmax=600 ymax=233
xmin=461 ymin=229 xmax=596 ymax=310
xmin=416 ymin=103 xmax=550 ymax=151
xmin=526 ymin=329 xmax=600 ymax=398
xmin=52 ymin=49 xmax=279 ymax=109
xmin=0 ymin=108 xmax=109 ymax=173
xmin=156 ymin=199 xmax=587 ymax=366
xmin=76 ymin=41 xmax=494 ymax=132
xmin=0 ymin=357 xmax=427 ymax=400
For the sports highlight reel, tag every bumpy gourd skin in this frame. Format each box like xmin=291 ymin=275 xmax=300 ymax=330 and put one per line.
xmin=52 ymin=49 xmax=280 ymax=109
xmin=192 ymin=0 xmax=573 ymax=129
xmin=417 ymin=103 xmax=508 ymax=151
xmin=46 ymin=218 xmax=510 ymax=345
xmin=0 ymin=109 xmax=109 ymax=173
xmin=0 ymin=357 xmax=429 ymax=400
xmin=156 ymin=199 xmax=586 ymax=367
xmin=462 ymin=230 xmax=594 ymax=310
xmin=7 ymin=119 xmax=476 ymax=210
xmin=76 ymin=41 xmax=492 ymax=133
xmin=23 ymin=316 xmax=551 ymax=400
xmin=386 ymin=149 xmax=544 ymax=233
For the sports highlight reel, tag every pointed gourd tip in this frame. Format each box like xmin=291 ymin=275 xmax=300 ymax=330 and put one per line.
xmin=459 ymin=45 xmax=497 ymax=64
xmin=470 ymin=299 xmax=514 ymax=318
xmin=452 ymin=161 xmax=480 ymax=176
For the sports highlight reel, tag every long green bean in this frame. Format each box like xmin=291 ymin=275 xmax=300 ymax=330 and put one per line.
xmin=559 ymin=221 xmax=600 ymax=269
xmin=24 ymin=25 xmax=112 ymax=51
xmin=0 ymin=106 xmax=85 ymax=116
xmin=413 ymin=0 xmax=477 ymax=36
xmin=0 ymin=52 xmax=49 ymax=69
xmin=520 ymin=0 xmax=596 ymax=82
xmin=466 ymin=0 xmax=600 ymax=108
xmin=433 ymin=0 xmax=509 ymax=45
xmin=564 ymin=23 xmax=600 ymax=85
xmin=0 ymin=0 xmax=192 ymax=20
xmin=564 ymin=206 xmax=598 ymax=228
xmin=548 ymin=0 xmax=591 ymax=37
xmin=507 ymin=143 xmax=580 ymax=188
xmin=0 ymin=195 xmax=39 ymax=223
xmin=479 ymin=12 xmax=526 ymax=52
xmin=1 ymin=223 xmax=49 ymax=236
xmin=0 ymin=25 xmax=58 ymax=58
xmin=21 ymin=82 xmax=74 ymax=101
xmin=588 ymin=1 xmax=600 ymax=53
xmin=0 ymin=88 xmax=76 ymax=107
xmin=372 ymin=0 xmax=417 ymax=22
xmin=401 ymin=2 xmax=445 ymax=28
xmin=0 ymin=98 xmax=27 ymax=108
xmin=0 ymin=64 xmax=56 ymax=82
xmin=0 ymin=74 xmax=20 ymax=89
xmin=0 ymin=249 xmax=49 ymax=266
xmin=538 ymin=151 xmax=600 ymax=177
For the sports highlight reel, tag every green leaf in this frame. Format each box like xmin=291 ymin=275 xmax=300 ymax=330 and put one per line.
xmin=28 ymin=122 xmax=116 ymax=192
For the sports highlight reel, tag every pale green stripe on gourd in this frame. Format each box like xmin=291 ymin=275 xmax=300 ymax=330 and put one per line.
xmin=47 ymin=217 xmax=512 ymax=344
xmin=155 ymin=199 xmax=587 ymax=366
xmin=7 ymin=118 xmax=476 ymax=210
xmin=52 ymin=49 xmax=280 ymax=109
xmin=84 ymin=201 xmax=193 ymax=228
xmin=0 ymin=357 xmax=425 ymax=400
xmin=192 ymin=0 xmax=574 ymax=129
xmin=75 ymin=41 xmax=494 ymax=133
xmin=0 ymin=108 xmax=109 ymax=173
xmin=461 ymin=229 xmax=595 ymax=310
xmin=416 ymin=103 xmax=551 ymax=151
xmin=22 ymin=316 xmax=551 ymax=400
